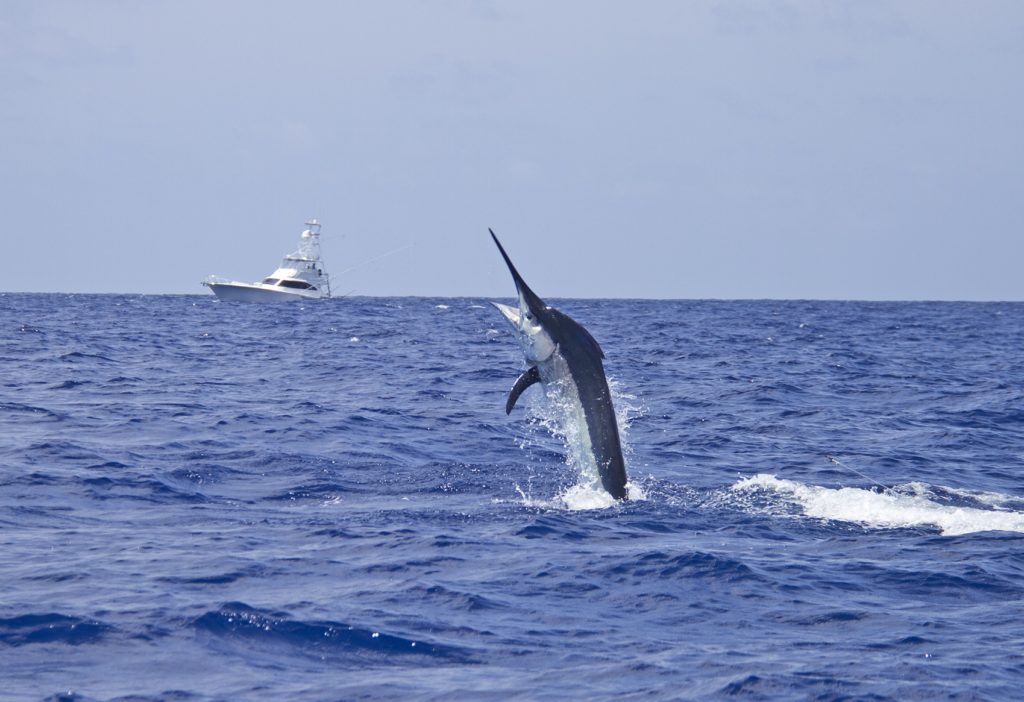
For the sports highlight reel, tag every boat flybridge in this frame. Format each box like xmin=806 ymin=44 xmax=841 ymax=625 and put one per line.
xmin=203 ymin=219 xmax=332 ymax=302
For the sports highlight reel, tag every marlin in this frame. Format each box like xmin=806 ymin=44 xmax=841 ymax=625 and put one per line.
xmin=489 ymin=229 xmax=629 ymax=500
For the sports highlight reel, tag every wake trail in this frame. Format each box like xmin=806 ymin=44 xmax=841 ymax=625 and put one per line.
xmin=730 ymin=474 xmax=1024 ymax=536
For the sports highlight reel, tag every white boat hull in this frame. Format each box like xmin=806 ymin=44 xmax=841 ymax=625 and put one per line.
xmin=203 ymin=218 xmax=332 ymax=302
xmin=205 ymin=282 xmax=323 ymax=302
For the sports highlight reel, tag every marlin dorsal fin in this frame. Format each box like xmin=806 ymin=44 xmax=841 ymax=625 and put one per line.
xmin=506 ymin=366 xmax=542 ymax=414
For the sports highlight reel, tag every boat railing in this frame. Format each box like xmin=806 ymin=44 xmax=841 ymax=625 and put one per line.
xmin=203 ymin=275 xmax=233 ymax=286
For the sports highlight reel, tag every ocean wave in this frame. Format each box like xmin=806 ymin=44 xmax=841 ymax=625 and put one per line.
xmin=402 ymin=584 xmax=508 ymax=612
xmin=156 ymin=565 xmax=275 ymax=586
xmin=600 ymin=549 xmax=764 ymax=584
xmin=193 ymin=602 xmax=471 ymax=663
xmin=0 ymin=402 xmax=66 ymax=423
xmin=82 ymin=475 xmax=208 ymax=504
xmin=58 ymin=351 xmax=117 ymax=363
xmin=0 ymin=613 xmax=112 ymax=647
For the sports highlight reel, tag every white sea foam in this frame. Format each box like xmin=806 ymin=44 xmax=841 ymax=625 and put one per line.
xmin=513 ymin=482 xmax=618 ymax=511
xmin=625 ymin=480 xmax=647 ymax=501
xmin=559 ymin=483 xmax=618 ymax=510
xmin=730 ymin=474 xmax=1024 ymax=536
xmin=908 ymin=481 xmax=1024 ymax=511
xmin=511 ymin=480 xmax=644 ymax=511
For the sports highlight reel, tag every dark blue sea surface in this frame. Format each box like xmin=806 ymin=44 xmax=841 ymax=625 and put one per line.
xmin=2 ymin=294 xmax=1023 ymax=701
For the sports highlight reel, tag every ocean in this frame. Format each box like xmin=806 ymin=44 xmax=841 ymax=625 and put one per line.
xmin=2 ymin=293 xmax=1023 ymax=701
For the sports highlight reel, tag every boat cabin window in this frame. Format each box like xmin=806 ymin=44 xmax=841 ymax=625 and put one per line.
xmin=278 ymin=280 xmax=315 ymax=290
xmin=262 ymin=278 xmax=280 ymax=285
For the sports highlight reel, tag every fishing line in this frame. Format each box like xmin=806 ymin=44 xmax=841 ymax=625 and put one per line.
xmin=335 ymin=243 xmax=415 ymax=277
xmin=824 ymin=455 xmax=893 ymax=493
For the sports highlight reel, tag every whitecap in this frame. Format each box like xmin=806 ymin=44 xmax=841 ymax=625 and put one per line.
xmin=730 ymin=474 xmax=1024 ymax=536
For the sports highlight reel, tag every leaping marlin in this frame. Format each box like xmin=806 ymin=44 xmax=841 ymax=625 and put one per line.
xmin=489 ymin=229 xmax=629 ymax=500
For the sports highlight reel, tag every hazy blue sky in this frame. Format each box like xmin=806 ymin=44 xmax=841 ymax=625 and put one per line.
xmin=3 ymin=1 xmax=1022 ymax=299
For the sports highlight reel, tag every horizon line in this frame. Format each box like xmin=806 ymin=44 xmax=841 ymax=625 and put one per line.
xmin=2 ymin=291 xmax=1022 ymax=304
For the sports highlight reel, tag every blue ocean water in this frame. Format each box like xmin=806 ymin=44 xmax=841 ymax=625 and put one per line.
xmin=2 ymin=293 xmax=1023 ymax=701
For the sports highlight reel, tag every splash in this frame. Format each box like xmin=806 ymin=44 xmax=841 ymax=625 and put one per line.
xmin=731 ymin=474 xmax=1024 ymax=536
xmin=514 ymin=375 xmax=643 ymax=510
xmin=512 ymin=481 xmax=646 ymax=511
xmin=512 ymin=482 xmax=618 ymax=511
xmin=608 ymin=376 xmax=643 ymax=462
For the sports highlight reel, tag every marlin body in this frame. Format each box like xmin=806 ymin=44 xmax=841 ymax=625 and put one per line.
xmin=489 ymin=229 xmax=628 ymax=500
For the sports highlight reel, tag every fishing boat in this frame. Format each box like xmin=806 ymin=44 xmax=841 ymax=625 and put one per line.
xmin=203 ymin=219 xmax=332 ymax=302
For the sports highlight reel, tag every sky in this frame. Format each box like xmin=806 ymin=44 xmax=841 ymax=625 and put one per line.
xmin=2 ymin=1 xmax=1022 ymax=299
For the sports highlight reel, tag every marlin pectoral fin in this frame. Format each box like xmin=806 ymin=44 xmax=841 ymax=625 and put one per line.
xmin=506 ymin=366 xmax=541 ymax=414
